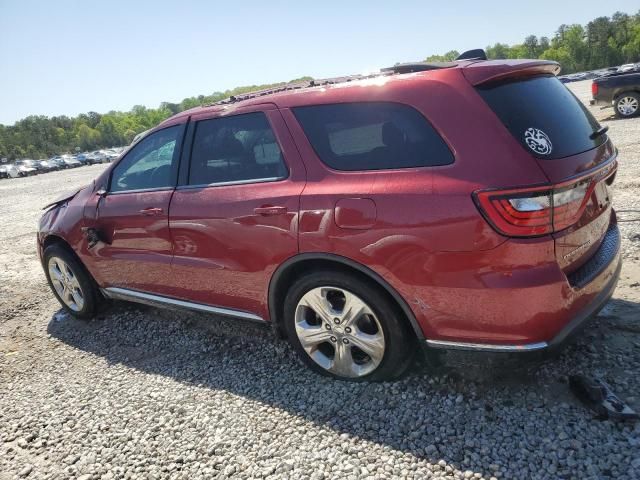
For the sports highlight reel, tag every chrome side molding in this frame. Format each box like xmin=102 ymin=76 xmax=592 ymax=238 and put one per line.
xmin=101 ymin=287 xmax=266 ymax=323
xmin=425 ymin=339 xmax=548 ymax=352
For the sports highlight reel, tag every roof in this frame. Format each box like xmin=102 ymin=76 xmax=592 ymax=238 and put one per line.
xmin=160 ymin=58 xmax=560 ymax=125
xmin=165 ymin=62 xmax=466 ymax=124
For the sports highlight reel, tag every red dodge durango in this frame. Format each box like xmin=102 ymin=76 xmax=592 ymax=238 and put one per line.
xmin=38 ymin=55 xmax=621 ymax=380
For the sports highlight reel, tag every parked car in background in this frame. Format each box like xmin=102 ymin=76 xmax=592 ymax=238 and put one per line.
xmin=0 ymin=165 xmax=8 ymax=179
xmin=14 ymin=160 xmax=39 ymax=175
xmin=48 ymin=157 xmax=66 ymax=169
xmin=103 ymin=149 xmax=120 ymax=162
xmin=38 ymin=159 xmax=58 ymax=171
xmin=20 ymin=159 xmax=45 ymax=172
xmin=61 ymin=155 xmax=82 ymax=168
xmin=5 ymin=164 xmax=22 ymax=178
xmin=88 ymin=150 xmax=109 ymax=164
xmin=75 ymin=153 xmax=91 ymax=165
xmin=620 ymin=63 xmax=637 ymax=73
xmin=38 ymin=56 xmax=621 ymax=381
xmin=591 ymin=71 xmax=640 ymax=118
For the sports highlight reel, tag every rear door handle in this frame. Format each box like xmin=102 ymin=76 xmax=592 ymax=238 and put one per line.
xmin=254 ymin=206 xmax=288 ymax=216
xmin=139 ymin=207 xmax=163 ymax=216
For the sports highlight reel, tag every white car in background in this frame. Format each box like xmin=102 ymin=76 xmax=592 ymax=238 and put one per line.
xmin=13 ymin=161 xmax=38 ymax=176
xmin=620 ymin=63 xmax=637 ymax=72
xmin=4 ymin=163 xmax=32 ymax=178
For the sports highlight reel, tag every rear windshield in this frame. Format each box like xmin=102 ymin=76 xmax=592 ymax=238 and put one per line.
xmin=293 ymin=102 xmax=454 ymax=171
xmin=476 ymin=75 xmax=605 ymax=160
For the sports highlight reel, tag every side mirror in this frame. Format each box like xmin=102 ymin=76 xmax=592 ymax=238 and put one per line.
xmin=96 ymin=188 xmax=108 ymax=197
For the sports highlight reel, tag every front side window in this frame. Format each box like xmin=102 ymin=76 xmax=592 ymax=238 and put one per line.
xmin=188 ymin=112 xmax=288 ymax=185
xmin=293 ymin=102 xmax=454 ymax=171
xmin=110 ymin=126 xmax=181 ymax=192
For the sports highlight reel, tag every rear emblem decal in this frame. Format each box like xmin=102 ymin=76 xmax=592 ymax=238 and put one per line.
xmin=524 ymin=128 xmax=553 ymax=155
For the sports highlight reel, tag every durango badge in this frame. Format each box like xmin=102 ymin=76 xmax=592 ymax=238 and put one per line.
xmin=524 ymin=127 xmax=553 ymax=155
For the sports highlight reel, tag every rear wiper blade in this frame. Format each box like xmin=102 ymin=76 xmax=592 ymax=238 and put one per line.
xmin=590 ymin=125 xmax=609 ymax=140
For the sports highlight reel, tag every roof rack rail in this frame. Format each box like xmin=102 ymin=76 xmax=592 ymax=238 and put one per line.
xmin=456 ymin=49 xmax=487 ymax=61
xmin=210 ymin=72 xmax=393 ymax=106
xmin=380 ymin=62 xmax=457 ymax=74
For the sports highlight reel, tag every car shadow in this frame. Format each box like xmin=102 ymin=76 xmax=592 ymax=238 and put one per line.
xmin=46 ymin=297 xmax=640 ymax=477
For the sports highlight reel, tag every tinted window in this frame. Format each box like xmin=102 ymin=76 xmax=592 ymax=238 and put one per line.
xmin=293 ymin=102 xmax=453 ymax=171
xmin=476 ymin=75 xmax=605 ymax=160
xmin=189 ymin=113 xmax=287 ymax=185
xmin=110 ymin=126 xmax=181 ymax=192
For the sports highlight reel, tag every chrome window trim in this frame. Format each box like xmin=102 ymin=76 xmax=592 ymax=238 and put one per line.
xmin=102 ymin=287 xmax=266 ymax=323
xmin=106 ymin=186 xmax=175 ymax=196
xmin=425 ymin=339 xmax=548 ymax=352
xmin=176 ymin=176 xmax=286 ymax=190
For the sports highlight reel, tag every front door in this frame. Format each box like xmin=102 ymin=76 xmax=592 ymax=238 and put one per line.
xmin=87 ymin=124 xmax=185 ymax=294
xmin=168 ymin=108 xmax=305 ymax=319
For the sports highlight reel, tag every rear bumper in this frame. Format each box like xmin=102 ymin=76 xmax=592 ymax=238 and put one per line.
xmin=424 ymin=222 xmax=621 ymax=352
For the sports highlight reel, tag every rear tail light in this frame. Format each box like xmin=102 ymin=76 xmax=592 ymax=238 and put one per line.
xmin=476 ymin=186 xmax=554 ymax=237
xmin=474 ymin=168 xmax=614 ymax=238
xmin=591 ymin=82 xmax=598 ymax=97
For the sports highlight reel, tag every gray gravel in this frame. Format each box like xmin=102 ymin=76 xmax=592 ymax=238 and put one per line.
xmin=1 ymin=81 xmax=639 ymax=479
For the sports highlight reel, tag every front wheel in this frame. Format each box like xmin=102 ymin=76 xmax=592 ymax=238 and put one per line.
xmin=615 ymin=92 xmax=640 ymax=118
xmin=43 ymin=244 xmax=101 ymax=319
xmin=283 ymin=270 xmax=415 ymax=381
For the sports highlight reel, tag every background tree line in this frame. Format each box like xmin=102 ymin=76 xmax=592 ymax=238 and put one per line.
xmin=2 ymin=10 xmax=639 ymax=161
xmin=426 ymin=10 xmax=640 ymax=73
xmin=0 ymin=78 xmax=310 ymax=160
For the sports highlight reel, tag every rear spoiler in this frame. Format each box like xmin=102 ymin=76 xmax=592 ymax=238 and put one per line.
xmin=462 ymin=60 xmax=561 ymax=86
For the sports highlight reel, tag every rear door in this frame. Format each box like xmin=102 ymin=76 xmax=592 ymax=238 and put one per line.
xmin=86 ymin=124 xmax=185 ymax=294
xmin=474 ymin=73 xmax=617 ymax=274
xmin=168 ymin=106 xmax=305 ymax=319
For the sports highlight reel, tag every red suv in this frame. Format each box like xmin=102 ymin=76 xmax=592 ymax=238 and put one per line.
xmin=38 ymin=58 xmax=621 ymax=381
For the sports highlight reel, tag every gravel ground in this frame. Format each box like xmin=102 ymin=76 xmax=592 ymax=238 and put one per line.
xmin=1 ymin=81 xmax=639 ymax=480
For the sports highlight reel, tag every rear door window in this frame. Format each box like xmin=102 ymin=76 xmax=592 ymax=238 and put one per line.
xmin=188 ymin=112 xmax=288 ymax=185
xmin=476 ymin=75 xmax=605 ymax=159
xmin=293 ymin=102 xmax=454 ymax=171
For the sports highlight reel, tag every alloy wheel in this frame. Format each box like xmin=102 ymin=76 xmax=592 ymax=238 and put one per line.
xmin=48 ymin=256 xmax=85 ymax=312
xmin=294 ymin=286 xmax=385 ymax=378
xmin=617 ymin=96 xmax=639 ymax=116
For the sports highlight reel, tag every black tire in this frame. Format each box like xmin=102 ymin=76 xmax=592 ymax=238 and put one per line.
xmin=614 ymin=92 xmax=640 ymax=118
xmin=43 ymin=244 xmax=101 ymax=319
xmin=283 ymin=270 xmax=415 ymax=381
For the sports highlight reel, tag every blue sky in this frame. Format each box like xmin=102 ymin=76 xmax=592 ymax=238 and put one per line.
xmin=0 ymin=0 xmax=638 ymax=125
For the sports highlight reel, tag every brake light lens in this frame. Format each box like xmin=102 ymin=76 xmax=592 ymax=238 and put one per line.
xmin=591 ymin=81 xmax=598 ymax=97
xmin=475 ymin=178 xmax=597 ymax=237
xmin=476 ymin=186 xmax=554 ymax=236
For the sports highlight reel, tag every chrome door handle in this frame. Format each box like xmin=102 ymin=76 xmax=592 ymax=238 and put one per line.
xmin=254 ymin=206 xmax=288 ymax=216
xmin=139 ymin=207 xmax=163 ymax=216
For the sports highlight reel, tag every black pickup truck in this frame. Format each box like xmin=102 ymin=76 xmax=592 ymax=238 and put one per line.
xmin=590 ymin=72 xmax=640 ymax=118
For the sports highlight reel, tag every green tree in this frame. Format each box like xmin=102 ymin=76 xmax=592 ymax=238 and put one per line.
xmin=486 ymin=43 xmax=510 ymax=59
xmin=424 ymin=50 xmax=460 ymax=62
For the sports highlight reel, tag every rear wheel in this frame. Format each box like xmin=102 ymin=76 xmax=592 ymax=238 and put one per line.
xmin=283 ymin=270 xmax=415 ymax=381
xmin=614 ymin=92 xmax=640 ymax=118
xmin=44 ymin=244 xmax=101 ymax=319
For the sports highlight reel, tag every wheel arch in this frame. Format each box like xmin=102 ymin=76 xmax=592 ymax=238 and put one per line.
xmin=41 ymin=234 xmax=98 ymax=285
xmin=613 ymin=89 xmax=640 ymax=101
xmin=42 ymin=233 xmax=70 ymax=251
xmin=268 ymin=253 xmax=424 ymax=341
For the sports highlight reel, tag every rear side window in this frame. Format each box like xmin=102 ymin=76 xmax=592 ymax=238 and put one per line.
xmin=189 ymin=112 xmax=288 ymax=185
xmin=293 ymin=102 xmax=454 ymax=171
xmin=476 ymin=75 xmax=605 ymax=160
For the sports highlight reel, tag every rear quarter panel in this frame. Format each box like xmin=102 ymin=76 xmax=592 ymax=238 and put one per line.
xmin=280 ymin=68 xmax=555 ymax=338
